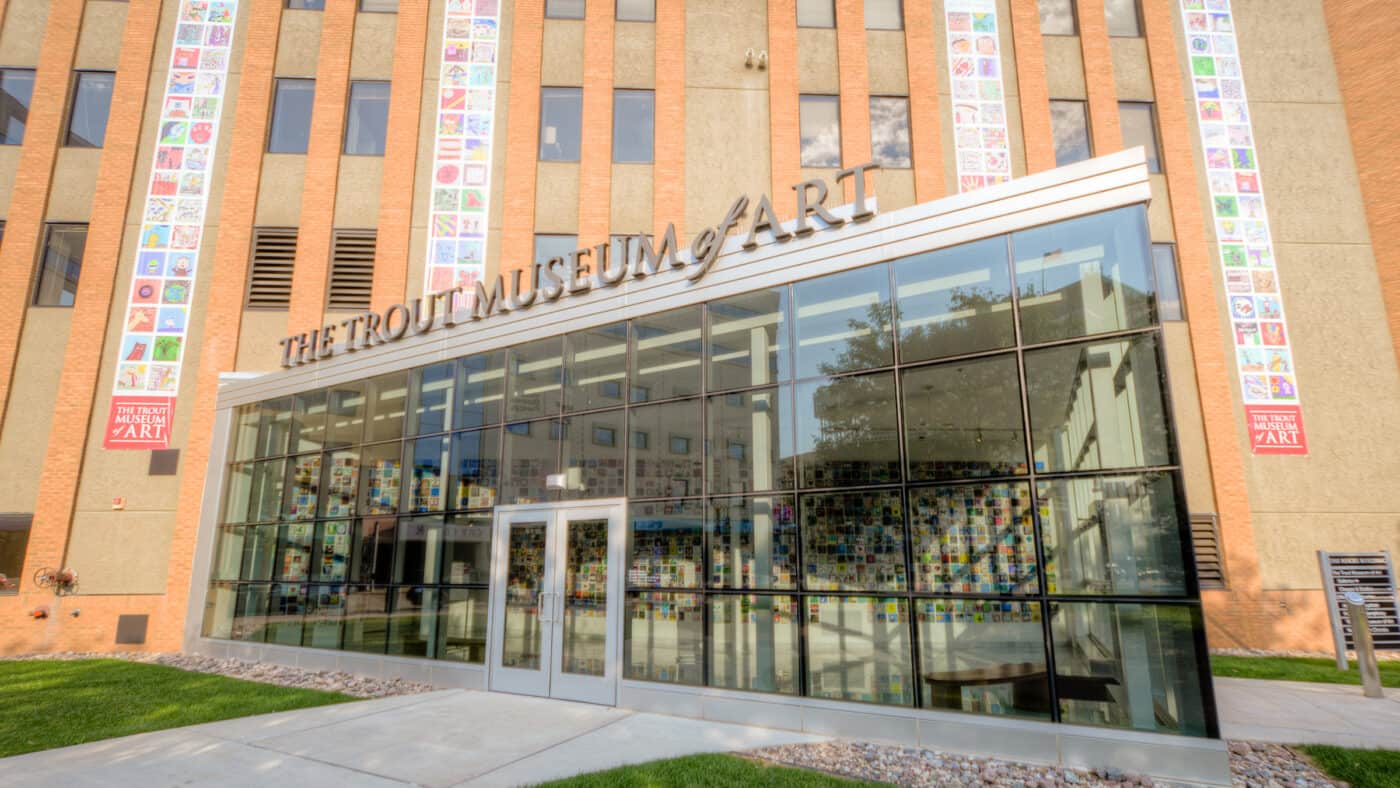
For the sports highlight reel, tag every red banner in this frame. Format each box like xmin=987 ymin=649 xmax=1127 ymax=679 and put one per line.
xmin=103 ymin=396 xmax=175 ymax=450
xmin=1246 ymin=404 xmax=1307 ymax=455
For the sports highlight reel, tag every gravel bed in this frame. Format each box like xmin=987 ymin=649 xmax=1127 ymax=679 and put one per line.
xmin=751 ymin=739 xmax=1340 ymax=788
xmin=2 ymin=651 xmax=434 ymax=698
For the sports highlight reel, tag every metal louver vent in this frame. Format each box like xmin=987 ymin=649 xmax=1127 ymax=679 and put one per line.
xmin=328 ymin=229 xmax=376 ymax=311
xmin=1190 ymin=513 xmax=1227 ymax=590
xmin=246 ymin=227 xmax=297 ymax=309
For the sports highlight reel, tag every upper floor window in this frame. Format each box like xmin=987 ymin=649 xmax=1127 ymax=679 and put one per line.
xmin=1119 ymin=101 xmax=1161 ymax=174
xmin=1105 ymin=0 xmax=1142 ymax=36
xmin=613 ymin=89 xmax=654 ymax=163
xmin=869 ymin=96 xmax=911 ymax=169
xmin=359 ymin=0 xmax=397 ymax=11
xmin=1049 ymin=99 xmax=1091 ymax=167
xmin=0 ymin=69 xmax=36 ymax=145
xmin=66 ymin=71 xmax=116 ymax=148
xmin=546 ymin=0 xmax=585 ymax=19
xmin=1039 ymin=0 xmax=1077 ymax=35
xmin=534 ymin=234 xmax=579 ymax=264
xmin=33 ymin=223 xmax=88 ymax=307
xmin=286 ymin=0 xmax=325 ymax=9
xmin=0 ymin=514 xmax=30 ymax=595
xmin=796 ymin=0 xmax=834 ymax=27
xmin=617 ymin=0 xmax=654 ymax=22
xmin=539 ymin=87 xmax=582 ymax=162
xmin=1151 ymin=244 xmax=1184 ymax=321
xmin=799 ymin=95 xmax=840 ymax=168
xmin=268 ymin=78 xmax=315 ymax=154
xmin=344 ymin=81 xmax=391 ymax=156
xmin=865 ymin=0 xmax=902 ymax=30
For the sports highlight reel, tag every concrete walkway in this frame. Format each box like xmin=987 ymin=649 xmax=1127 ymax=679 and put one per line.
xmin=0 ymin=690 xmax=823 ymax=787
xmin=1215 ymin=676 xmax=1400 ymax=749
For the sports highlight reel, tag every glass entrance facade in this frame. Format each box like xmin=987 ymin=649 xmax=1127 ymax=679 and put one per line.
xmin=202 ymin=203 xmax=1214 ymax=737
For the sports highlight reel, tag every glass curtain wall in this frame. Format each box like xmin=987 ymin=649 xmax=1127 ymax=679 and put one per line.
xmin=204 ymin=204 xmax=1212 ymax=737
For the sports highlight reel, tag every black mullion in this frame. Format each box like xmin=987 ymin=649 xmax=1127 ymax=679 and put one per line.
xmin=885 ymin=255 xmax=922 ymax=709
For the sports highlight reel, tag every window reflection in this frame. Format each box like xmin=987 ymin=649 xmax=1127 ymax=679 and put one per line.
xmin=706 ymin=495 xmax=798 ymax=590
xmin=708 ymin=595 xmax=800 ymax=694
xmin=456 ymin=351 xmax=505 ymax=428
xmin=343 ymin=585 xmax=389 ymax=654
xmin=624 ymin=591 xmax=703 ymax=685
xmin=508 ymin=338 xmax=564 ymax=420
xmin=631 ymin=306 xmax=702 ymax=402
xmin=405 ymin=436 xmax=449 ymax=513
xmin=794 ymin=266 xmax=894 ymax=378
xmin=388 ymin=587 xmax=439 ymax=657
xmin=365 ymin=373 xmax=408 ymax=443
xmin=628 ymin=500 xmax=703 ymax=588
xmin=910 ymin=482 xmax=1037 ymax=594
xmin=1013 ymin=206 xmax=1156 ymax=343
xmin=797 ymin=372 xmax=901 ymax=488
xmin=707 ymin=387 xmax=794 ymax=494
xmin=916 ymin=599 xmax=1049 ymax=718
xmin=806 ymin=596 xmax=914 ymax=706
xmin=359 ymin=442 xmax=403 ymax=514
xmin=565 ymin=322 xmax=628 ymax=412
xmin=437 ymin=587 xmax=488 ymax=663
xmin=501 ymin=420 xmax=562 ymax=504
xmin=563 ymin=410 xmax=628 ymax=500
xmin=290 ymin=389 xmax=328 ymax=452
xmin=409 ymin=362 xmax=455 ymax=436
xmin=708 ymin=288 xmax=790 ymax=391
xmin=903 ymin=355 xmax=1027 ymax=480
xmin=449 ymin=428 xmax=500 ymax=509
xmin=630 ymin=400 xmax=703 ymax=498
xmin=894 ymin=237 xmax=1014 ymax=361
xmin=303 ymin=584 xmax=345 ymax=649
xmin=1025 ymin=334 xmax=1171 ymax=473
xmin=441 ymin=514 xmax=492 ymax=584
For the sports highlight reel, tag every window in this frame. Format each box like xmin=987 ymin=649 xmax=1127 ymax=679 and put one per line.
xmin=268 ymin=78 xmax=315 ymax=153
xmin=796 ymin=0 xmax=834 ymax=27
xmin=0 ymin=515 xmax=30 ymax=594
xmin=533 ymin=233 xmax=578 ymax=264
xmin=612 ymin=90 xmax=654 ymax=163
xmin=869 ymin=96 xmax=911 ymax=169
xmin=359 ymin=0 xmax=397 ymax=10
xmin=286 ymin=0 xmax=325 ymax=8
xmin=246 ymin=227 xmax=297 ymax=308
xmin=0 ymin=69 xmax=35 ymax=145
xmin=65 ymin=71 xmax=115 ymax=148
xmin=344 ymin=81 xmax=390 ymax=156
xmin=1049 ymin=99 xmax=1090 ymax=167
xmin=798 ymin=95 xmax=840 ymax=168
xmin=1105 ymin=0 xmax=1142 ymax=36
xmin=865 ymin=0 xmax=902 ymax=30
xmin=328 ymin=230 xmax=376 ymax=311
xmin=1039 ymin=0 xmax=1077 ymax=35
xmin=616 ymin=0 xmax=654 ymax=21
xmin=1119 ymin=101 xmax=1161 ymax=174
xmin=33 ymin=224 xmax=87 ymax=306
xmin=1152 ymin=243 xmax=1184 ymax=321
xmin=546 ymin=0 xmax=584 ymax=18
xmin=893 ymin=236 xmax=1015 ymax=361
xmin=539 ymin=87 xmax=582 ymax=162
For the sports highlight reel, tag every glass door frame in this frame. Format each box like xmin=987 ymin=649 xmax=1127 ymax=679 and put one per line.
xmin=486 ymin=499 xmax=627 ymax=705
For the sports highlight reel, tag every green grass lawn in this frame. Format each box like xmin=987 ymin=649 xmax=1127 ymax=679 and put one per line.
xmin=0 ymin=658 xmax=355 ymax=758
xmin=536 ymin=753 xmax=881 ymax=787
xmin=1303 ymin=746 xmax=1400 ymax=788
xmin=1210 ymin=654 xmax=1400 ymax=688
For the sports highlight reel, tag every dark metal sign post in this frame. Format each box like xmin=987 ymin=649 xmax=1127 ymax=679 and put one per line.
xmin=1318 ymin=550 xmax=1400 ymax=670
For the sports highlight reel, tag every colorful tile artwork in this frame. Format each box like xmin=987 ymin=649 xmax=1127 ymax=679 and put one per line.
xmin=945 ymin=0 xmax=1011 ymax=193
xmin=110 ymin=0 xmax=237 ymax=399
xmin=425 ymin=0 xmax=500 ymax=307
xmin=1180 ymin=0 xmax=1303 ymax=414
xmin=106 ymin=0 xmax=237 ymax=449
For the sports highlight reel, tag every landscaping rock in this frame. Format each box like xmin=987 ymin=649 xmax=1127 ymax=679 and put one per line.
xmin=2 ymin=651 xmax=434 ymax=698
xmin=750 ymin=739 xmax=1340 ymax=788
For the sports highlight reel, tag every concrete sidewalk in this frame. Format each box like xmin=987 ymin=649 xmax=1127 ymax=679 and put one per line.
xmin=0 ymin=690 xmax=823 ymax=787
xmin=1215 ymin=676 xmax=1400 ymax=749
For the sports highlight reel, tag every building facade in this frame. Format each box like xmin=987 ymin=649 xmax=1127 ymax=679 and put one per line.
xmin=0 ymin=0 xmax=1397 ymax=770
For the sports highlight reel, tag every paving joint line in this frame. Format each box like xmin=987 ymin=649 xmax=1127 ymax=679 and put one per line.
xmin=240 ymin=738 xmax=419 ymax=786
xmin=448 ymin=708 xmax=636 ymax=787
xmin=205 ymin=691 xmax=462 ymax=745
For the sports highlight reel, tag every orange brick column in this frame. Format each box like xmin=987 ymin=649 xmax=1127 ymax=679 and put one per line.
xmin=6 ymin=0 xmax=161 ymax=653
xmin=767 ymin=0 xmax=799 ymax=218
xmin=0 ymin=0 xmax=82 ymax=431
xmin=576 ymin=0 xmax=615 ymax=245
xmin=833 ymin=0 xmax=871 ymax=193
xmin=652 ymin=0 xmax=684 ymax=240
xmin=902 ymin=0 xmax=944 ymax=200
xmin=286 ymin=0 xmax=357 ymax=332
xmin=159 ymin=0 xmax=286 ymax=651
xmin=499 ymin=1 xmax=544 ymax=278
xmin=370 ymin=0 xmax=429 ymax=311
xmin=1076 ymin=0 xmax=1121 ymax=156
xmin=1009 ymin=0 xmax=1056 ymax=174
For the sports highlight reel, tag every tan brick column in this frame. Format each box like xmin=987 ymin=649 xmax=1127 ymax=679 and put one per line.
xmin=499 ymin=1 xmax=544 ymax=277
xmin=653 ymin=0 xmax=685 ymax=240
xmin=0 ymin=0 xmax=82 ymax=431
xmin=833 ymin=0 xmax=872 ymax=192
xmin=9 ymin=0 xmax=161 ymax=652
xmin=286 ymin=0 xmax=357 ymax=332
xmin=1009 ymin=0 xmax=1056 ymax=174
xmin=1142 ymin=0 xmax=1261 ymax=620
xmin=576 ymin=0 xmax=615 ymax=245
xmin=370 ymin=0 xmax=429 ymax=311
xmin=1076 ymin=0 xmax=1121 ymax=156
xmin=767 ymin=0 xmax=799 ymax=218
xmin=159 ymin=0 xmax=285 ymax=650
xmin=903 ymin=0 xmax=944 ymax=200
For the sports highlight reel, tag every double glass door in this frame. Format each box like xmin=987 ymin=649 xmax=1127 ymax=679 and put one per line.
xmin=488 ymin=501 xmax=625 ymax=705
